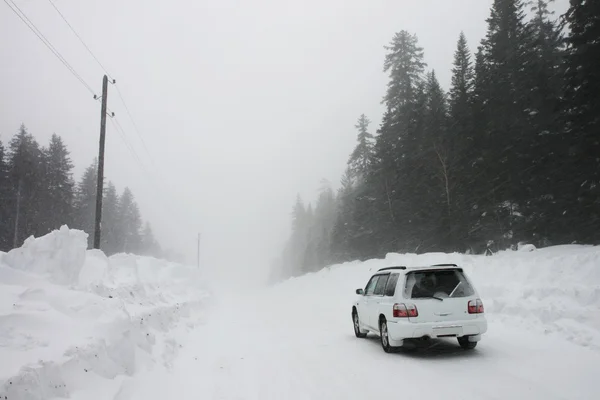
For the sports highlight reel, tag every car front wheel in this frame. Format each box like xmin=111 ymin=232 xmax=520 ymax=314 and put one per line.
xmin=458 ymin=336 xmax=478 ymax=350
xmin=353 ymin=310 xmax=367 ymax=338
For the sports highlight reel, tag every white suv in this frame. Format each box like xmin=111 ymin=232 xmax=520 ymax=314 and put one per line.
xmin=352 ymin=264 xmax=487 ymax=352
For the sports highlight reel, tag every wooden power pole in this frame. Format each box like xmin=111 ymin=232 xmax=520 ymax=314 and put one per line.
xmin=93 ymin=75 xmax=109 ymax=249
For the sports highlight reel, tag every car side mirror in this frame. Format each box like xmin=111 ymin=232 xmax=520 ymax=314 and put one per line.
xmin=356 ymin=288 xmax=364 ymax=295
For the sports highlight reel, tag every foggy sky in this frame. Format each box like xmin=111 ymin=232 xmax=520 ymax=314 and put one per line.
xmin=0 ymin=0 xmax=568 ymax=284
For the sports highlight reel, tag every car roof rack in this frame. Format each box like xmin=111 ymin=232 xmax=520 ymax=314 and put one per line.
xmin=430 ymin=263 xmax=458 ymax=267
xmin=377 ymin=266 xmax=406 ymax=272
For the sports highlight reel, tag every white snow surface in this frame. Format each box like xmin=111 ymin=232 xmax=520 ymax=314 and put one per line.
xmin=0 ymin=227 xmax=209 ymax=400
xmin=2 ymin=228 xmax=599 ymax=399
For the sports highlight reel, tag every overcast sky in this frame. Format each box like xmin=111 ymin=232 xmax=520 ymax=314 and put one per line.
xmin=0 ymin=0 xmax=569 ymax=284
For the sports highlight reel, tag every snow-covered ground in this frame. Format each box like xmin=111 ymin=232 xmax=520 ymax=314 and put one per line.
xmin=0 ymin=227 xmax=209 ymax=400
xmin=2 ymin=228 xmax=599 ymax=399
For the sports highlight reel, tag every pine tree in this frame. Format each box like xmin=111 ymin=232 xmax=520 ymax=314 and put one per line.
xmin=7 ymin=124 xmax=46 ymax=246
xmin=287 ymin=195 xmax=309 ymax=277
xmin=41 ymin=134 xmax=75 ymax=234
xmin=448 ymin=33 xmax=477 ymax=249
xmin=140 ymin=222 xmax=161 ymax=257
xmin=101 ymin=181 xmax=120 ymax=255
xmin=449 ymin=33 xmax=475 ymax=120
xmin=73 ymin=159 xmax=98 ymax=248
xmin=472 ymin=0 xmax=537 ymax=248
xmin=116 ymin=187 xmax=142 ymax=254
xmin=421 ymin=70 xmax=452 ymax=251
xmin=311 ymin=180 xmax=337 ymax=270
xmin=348 ymin=115 xmax=374 ymax=181
xmin=0 ymin=139 xmax=12 ymax=251
xmin=330 ymin=168 xmax=356 ymax=262
xmin=518 ymin=0 xmax=566 ymax=244
xmin=561 ymin=0 xmax=600 ymax=243
xmin=369 ymin=31 xmax=427 ymax=254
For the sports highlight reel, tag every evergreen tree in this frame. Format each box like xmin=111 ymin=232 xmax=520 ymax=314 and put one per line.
xmin=348 ymin=115 xmax=374 ymax=181
xmin=472 ymin=0 xmax=537 ymax=248
xmin=449 ymin=32 xmax=475 ymax=121
xmin=370 ymin=31 xmax=427 ymax=254
xmin=330 ymin=168 xmax=356 ymax=262
xmin=421 ymin=70 xmax=452 ymax=251
xmin=140 ymin=222 xmax=161 ymax=257
xmin=73 ymin=159 xmax=98 ymax=248
xmin=101 ymin=181 xmax=120 ymax=255
xmin=287 ymin=195 xmax=310 ymax=276
xmin=516 ymin=0 xmax=566 ymax=243
xmin=310 ymin=181 xmax=337 ymax=270
xmin=561 ymin=0 xmax=600 ymax=243
xmin=448 ymin=32 xmax=477 ymax=249
xmin=116 ymin=187 xmax=142 ymax=254
xmin=0 ymin=139 xmax=12 ymax=251
xmin=40 ymin=134 xmax=75 ymax=234
xmin=7 ymin=124 xmax=46 ymax=246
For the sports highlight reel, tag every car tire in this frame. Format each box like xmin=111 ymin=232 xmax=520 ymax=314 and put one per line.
xmin=379 ymin=318 xmax=397 ymax=353
xmin=352 ymin=310 xmax=368 ymax=338
xmin=458 ymin=336 xmax=478 ymax=350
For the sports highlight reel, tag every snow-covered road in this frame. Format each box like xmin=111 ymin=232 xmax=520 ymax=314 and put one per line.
xmin=124 ymin=289 xmax=599 ymax=400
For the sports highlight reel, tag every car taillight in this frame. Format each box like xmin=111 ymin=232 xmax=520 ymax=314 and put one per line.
xmin=468 ymin=299 xmax=484 ymax=314
xmin=393 ymin=303 xmax=418 ymax=318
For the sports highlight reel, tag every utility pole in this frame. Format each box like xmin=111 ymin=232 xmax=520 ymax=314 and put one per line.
xmin=197 ymin=233 xmax=201 ymax=268
xmin=93 ymin=75 xmax=108 ymax=249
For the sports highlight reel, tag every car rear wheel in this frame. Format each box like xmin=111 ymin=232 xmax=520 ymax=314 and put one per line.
xmin=379 ymin=319 xmax=397 ymax=353
xmin=458 ymin=336 xmax=478 ymax=350
xmin=352 ymin=310 xmax=367 ymax=338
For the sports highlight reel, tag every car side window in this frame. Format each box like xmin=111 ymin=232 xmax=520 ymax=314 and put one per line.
xmin=365 ymin=276 xmax=379 ymax=296
xmin=385 ymin=273 xmax=399 ymax=296
xmin=373 ymin=274 xmax=389 ymax=296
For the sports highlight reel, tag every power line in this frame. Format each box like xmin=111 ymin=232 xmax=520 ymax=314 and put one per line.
xmin=114 ymin=85 xmax=154 ymax=165
xmin=108 ymin=117 xmax=181 ymax=220
xmin=46 ymin=0 xmax=114 ymax=81
xmin=110 ymin=117 xmax=148 ymax=174
xmin=44 ymin=0 xmax=154 ymax=166
xmin=2 ymin=0 xmax=96 ymax=96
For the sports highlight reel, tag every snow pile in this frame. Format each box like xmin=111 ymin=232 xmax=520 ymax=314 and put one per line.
xmin=0 ymin=227 xmax=208 ymax=400
xmin=272 ymin=245 xmax=600 ymax=350
xmin=3 ymin=226 xmax=87 ymax=285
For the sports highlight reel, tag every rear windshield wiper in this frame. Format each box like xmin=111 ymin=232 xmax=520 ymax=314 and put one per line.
xmin=415 ymin=296 xmax=444 ymax=301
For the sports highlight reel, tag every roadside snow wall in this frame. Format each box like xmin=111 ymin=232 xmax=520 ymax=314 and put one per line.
xmin=273 ymin=244 xmax=600 ymax=350
xmin=0 ymin=226 xmax=208 ymax=400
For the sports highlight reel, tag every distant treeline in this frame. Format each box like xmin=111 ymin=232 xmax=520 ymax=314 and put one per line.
xmin=0 ymin=124 xmax=162 ymax=257
xmin=272 ymin=0 xmax=600 ymax=281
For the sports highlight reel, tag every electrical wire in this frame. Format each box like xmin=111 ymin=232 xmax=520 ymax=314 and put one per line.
xmin=44 ymin=0 xmax=154 ymax=166
xmin=3 ymin=0 xmax=96 ymax=96
xmin=110 ymin=117 xmax=148 ymax=174
xmin=46 ymin=0 xmax=114 ymax=81
xmin=114 ymin=85 xmax=154 ymax=165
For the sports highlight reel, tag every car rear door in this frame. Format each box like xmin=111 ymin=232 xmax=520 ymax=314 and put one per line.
xmin=369 ymin=273 xmax=390 ymax=328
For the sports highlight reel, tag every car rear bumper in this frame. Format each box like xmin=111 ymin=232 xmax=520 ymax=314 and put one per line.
xmin=386 ymin=317 xmax=487 ymax=342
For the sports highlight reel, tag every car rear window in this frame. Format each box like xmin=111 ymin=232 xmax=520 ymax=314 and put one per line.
xmin=404 ymin=269 xmax=475 ymax=299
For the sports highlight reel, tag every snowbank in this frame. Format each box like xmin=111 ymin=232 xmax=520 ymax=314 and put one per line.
xmin=0 ymin=227 xmax=208 ymax=400
xmin=272 ymin=244 xmax=600 ymax=350
xmin=3 ymin=226 xmax=87 ymax=285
